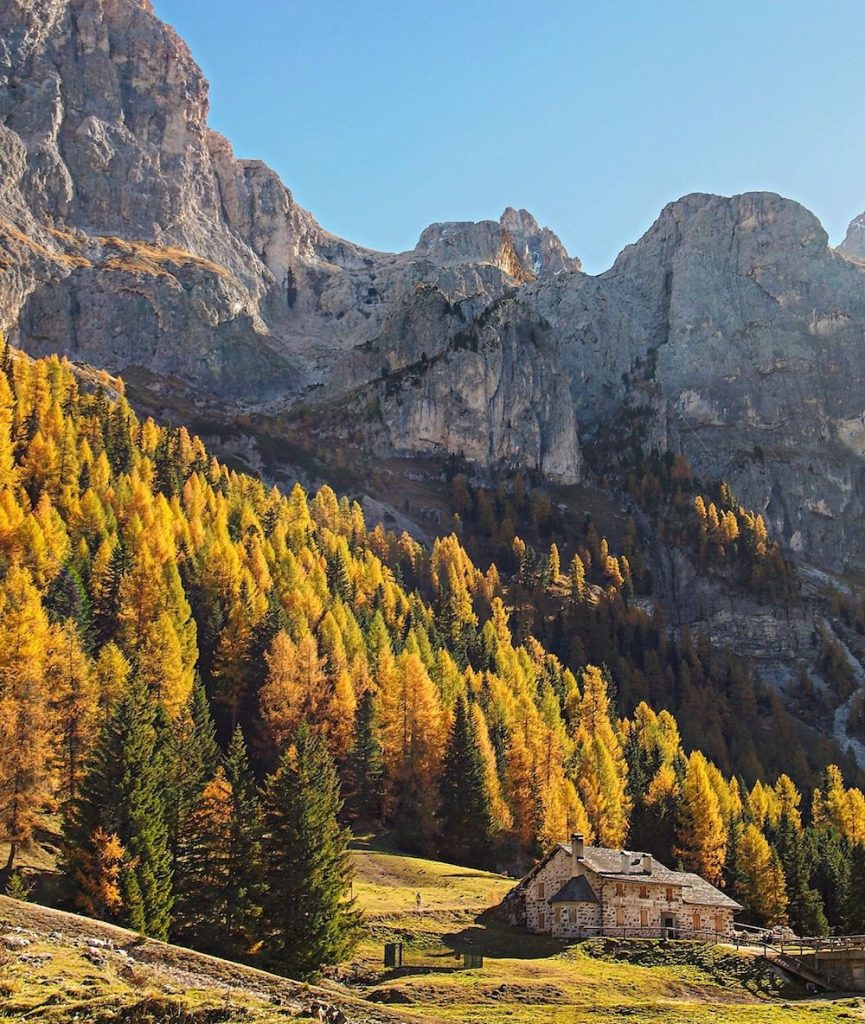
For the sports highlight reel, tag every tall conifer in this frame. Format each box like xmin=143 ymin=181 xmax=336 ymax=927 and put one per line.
xmin=64 ymin=676 xmax=173 ymax=938
xmin=439 ymin=695 xmax=494 ymax=867
xmin=261 ymin=723 xmax=360 ymax=979
xmin=344 ymin=689 xmax=385 ymax=824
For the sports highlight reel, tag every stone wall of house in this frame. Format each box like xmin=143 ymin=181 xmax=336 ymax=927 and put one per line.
xmin=682 ymin=903 xmax=736 ymax=940
xmin=524 ymin=848 xmax=579 ymax=933
xmin=598 ymin=879 xmax=685 ymax=938
xmin=550 ymin=901 xmax=602 ymax=938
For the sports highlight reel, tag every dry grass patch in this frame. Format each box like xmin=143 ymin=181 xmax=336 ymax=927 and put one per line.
xmin=97 ymin=236 xmax=230 ymax=278
xmin=0 ymin=221 xmax=92 ymax=268
xmin=101 ymin=255 xmax=176 ymax=279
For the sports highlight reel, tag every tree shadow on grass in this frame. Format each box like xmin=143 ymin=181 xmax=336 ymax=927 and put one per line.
xmin=434 ymin=908 xmax=566 ymax=961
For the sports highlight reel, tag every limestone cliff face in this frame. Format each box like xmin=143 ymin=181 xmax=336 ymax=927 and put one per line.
xmin=415 ymin=208 xmax=580 ymax=280
xmin=3 ymin=0 xmax=865 ymax=564
xmin=0 ymin=0 xmax=582 ymax=480
xmin=533 ymin=192 xmax=865 ymax=572
xmin=839 ymin=210 xmax=865 ymax=261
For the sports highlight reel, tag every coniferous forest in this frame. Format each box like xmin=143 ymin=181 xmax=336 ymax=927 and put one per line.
xmin=2 ymin=339 xmax=865 ymax=978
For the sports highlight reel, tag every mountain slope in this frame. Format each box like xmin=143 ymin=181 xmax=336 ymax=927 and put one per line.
xmin=3 ymin=0 xmax=865 ymax=770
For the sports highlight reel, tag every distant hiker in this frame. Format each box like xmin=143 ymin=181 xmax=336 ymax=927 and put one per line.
xmin=415 ymin=892 xmax=422 ymax=910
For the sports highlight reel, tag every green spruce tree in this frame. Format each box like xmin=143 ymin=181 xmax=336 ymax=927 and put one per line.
xmin=220 ymin=725 xmax=266 ymax=954
xmin=64 ymin=676 xmax=173 ymax=938
xmin=261 ymin=722 xmax=360 ymax=979
xmin=846 ymin=843 xmax=865 ymax=934
xmin=163 ymin=677 xmax=221 ymax=872
xmin=438 ymin=695 xmax=495 ymax=868
xmin=774 ymin=813 xmax=828 ymax=936
xmin=810 ymin=825 xmax=850 ymax=932
xmin=344 ymin=689 xmax=385 ymax=824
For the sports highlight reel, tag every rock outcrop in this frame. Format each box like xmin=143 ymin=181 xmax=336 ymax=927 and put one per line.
xmin=530 ymin=192 xmax=865 ymax=571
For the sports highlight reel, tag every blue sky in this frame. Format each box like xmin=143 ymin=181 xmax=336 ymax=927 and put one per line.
xmin=152 ymin=1 xmax=865 ymax=274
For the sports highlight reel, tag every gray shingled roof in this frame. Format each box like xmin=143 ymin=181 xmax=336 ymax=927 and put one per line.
xmin=548 ymin=875 xmax=599 ymax=904
xmin=556 ymin=842 xmax=741 ymax=911
xmin=678 ymin=871 xmax=741 ymax=910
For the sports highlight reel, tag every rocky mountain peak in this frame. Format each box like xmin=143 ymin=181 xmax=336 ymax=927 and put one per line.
xmin=3 ymin=0 xmax=865 ymax=578
xmin=839 ymin=210 xmax=865 ymax=261
xmin=414 ymin=208 xmax=579 ymax=279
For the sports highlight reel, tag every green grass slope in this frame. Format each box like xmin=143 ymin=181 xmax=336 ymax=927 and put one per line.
xmin=343 ymin=844 xmax=865 ymax=1024
xmin=3 ymin=841 xmax=864 ymax=1024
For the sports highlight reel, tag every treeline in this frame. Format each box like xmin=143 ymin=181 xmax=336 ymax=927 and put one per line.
xmin=0 ymin=344 xmax=864 ymax=973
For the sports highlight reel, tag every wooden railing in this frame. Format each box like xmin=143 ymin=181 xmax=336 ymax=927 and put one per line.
xmin=732 ymin=926 xmax=865 ymax=991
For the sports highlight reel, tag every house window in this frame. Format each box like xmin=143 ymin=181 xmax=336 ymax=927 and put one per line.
xmin=569 ymin=907 xmax=577 ymax=924
xmin=538 ymin=911 xmax=546 ymax=931
xmin=666 ymin=887 xmax=674 ymax=902
xmin=639 ymin=885 xmax=649 ymax=899
xmin=558 ymin=907 xmax=565 ymax=925
xmin=616 ymin=883 xmax=625 ymax=897
xmin=640 ymin=909 xmax=648 ymax=928
xmin=616 ymin=907 xmax=625 ymax=927
xmin=693 ymin=911 xmax=701 ymax=932
xmin=537 ymin=882 xmax=545 ymax=900
xmin=715 ymin=913 xmax=724 ymax=935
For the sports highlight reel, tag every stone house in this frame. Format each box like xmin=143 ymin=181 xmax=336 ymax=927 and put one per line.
xmin=501 ymin=834 xmax=741 ymax=940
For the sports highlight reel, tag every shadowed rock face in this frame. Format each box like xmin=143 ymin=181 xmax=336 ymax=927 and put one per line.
xmin=2 ymin=0 xmax=865 ymax=570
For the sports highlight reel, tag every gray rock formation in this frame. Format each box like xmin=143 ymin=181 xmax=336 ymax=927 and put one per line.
xmin=0 ymin=0 xmax=581 ymax=483
xmin=530 ymin=192 xmax=865 ymax=572
xmin=839 ymin=210 xmax=865 ymax=261
xmin=2 ymin=0 xmax=865 ymax=578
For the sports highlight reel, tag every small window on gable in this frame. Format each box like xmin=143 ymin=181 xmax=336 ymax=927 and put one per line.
xmin=616 ymin=882 xmax=625 ymax=897
xmin=639 ymin=885 xmax=649 ymax=899
xmin=537 ymin=882 xmax=545 ymax=900
xmin=666 ymin=887 xmax=674 ymax=902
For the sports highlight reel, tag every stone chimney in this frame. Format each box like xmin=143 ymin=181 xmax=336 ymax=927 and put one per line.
xmin=571 ymin=833 xmax=584 ymax=875
xmin=620 ymin=852 xmax=630 ymax=873
xmin=642 ymin=854 xmax=652 ymax=874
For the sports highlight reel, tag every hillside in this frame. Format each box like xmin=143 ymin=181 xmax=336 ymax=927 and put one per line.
xmin=0 ymin=894 xmax=413 ymax=1024
xmin=4 ymin=861 xmax=862 ymax=1024
xmin=3 ymin=0 xmax=865 ymax=783
xmin=1 ymin=340 xmax=865 ymax=958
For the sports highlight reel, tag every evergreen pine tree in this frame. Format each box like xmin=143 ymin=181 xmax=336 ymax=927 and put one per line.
xmin=163 ymin=677 xmax=221 ymax=885
xmin=174 ymin=768 xmax=238 ymax=950
xmin=218 ymin=725 xmax=266 ymax=954
xmin=810 ymin=825 xmax=851 ymax=931
xmin=774 ymin=812 xmax=828 ymax=936
xmin=438 ymin=695 xmax=495 ymax=867
xmin=261 ymin=722 xmax=360 ymax=979
xmin=344 ymin=689 xmax=385 ymax=825
xmin=845 ymin=843 xmax=865 ymax=934
xmin=64 ymin=676 xmax=173 ymax=938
